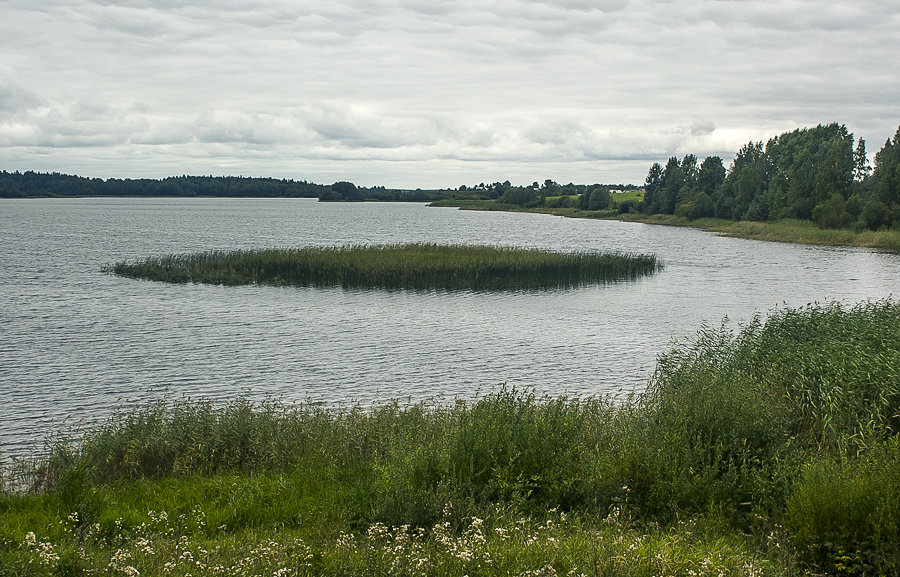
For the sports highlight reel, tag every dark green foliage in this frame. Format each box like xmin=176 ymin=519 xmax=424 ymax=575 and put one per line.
xmin=698 ymin=156 xmax=726 ymax=195
xmin=319 ymin=181 xmax=364 ymax=201
xmin=787 ymin=440 xmax=900 ymax=575
xmin=854 ymin=137 xmax=872 ymax=181
xmin=577 ymin=186 xmax=611 ymax=211
xmin=869 ymin=126 xmax=900 ymax=229
xmin=766 ymin=124 xmax=854 ymax=220
xmin=498 ymin=187 xmax=540 ymax=206
xmin=0 ymin=171 xmax=328 ymax=198
xmin=642 ymin=123 xmax=900 ymax=231
xmin=812 ymin=193 xmax=850 ymax=229
xmin=643 ymin=161 xmax=664 ymax=213
xmin=722 ymin=141 xmax=768 ymax=220
xmin=107 ymin=244 xmax=661 ymax=291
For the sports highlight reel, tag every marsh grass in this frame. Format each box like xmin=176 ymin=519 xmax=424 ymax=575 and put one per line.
xmin=3 ymin=300 xmax=900 ymax=575
xmin=105 ymin=243 xmax=661 ymax=290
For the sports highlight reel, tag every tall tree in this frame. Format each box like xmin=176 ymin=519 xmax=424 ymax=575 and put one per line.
xmin=660 ymin=156 xmax=683 ymax=214
xmin=867 ymin=126 xmax=900 ymax=228
xmin=854 ymin=138 xmax=872 ymax=181
xmin=722 ymin=141 xmax=767 ymax=220
xmin=697 ymin=156 xmax=725 ymax=194
xmin=643 ymin=162 xmax=664 ymax=214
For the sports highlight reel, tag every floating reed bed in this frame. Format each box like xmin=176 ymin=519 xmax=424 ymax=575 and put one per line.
xmin=106 ymin=243 xmax=661 ymax=290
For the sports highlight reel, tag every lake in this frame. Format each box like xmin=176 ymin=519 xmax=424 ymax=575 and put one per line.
xmin=2 ymin=197 xmax=899 ymax=459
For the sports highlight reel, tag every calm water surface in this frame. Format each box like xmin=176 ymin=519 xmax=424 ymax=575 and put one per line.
xmin=2 ymin=198 xmax=899 ymax=458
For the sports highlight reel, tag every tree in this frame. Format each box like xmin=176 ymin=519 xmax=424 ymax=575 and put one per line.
xmin=328 ymin=181 xmax=363 ymax=201
xmin=765 ymin=124 xmax=853 ymax=220
xmin=587 ymin=186 xmax=610 ymax=210
xmin=721 ymin=141 xmax=767 ymax=220
xmin=500 ymin=187 xmax=539 ymax=206
xmin=871 ymin=127 xmax=900 ymax=208
xmin=660 ymin=156 xmax=684 ymax=214
xmin=643 ymin=162 xmax=663 ymax=214
xmin=812 ymin=193 xmax=848 ymax=229
xmin=854 ymin=138 xmax=872 ymax=181
xmin=698 ymin=156 xmax=726 ymax=195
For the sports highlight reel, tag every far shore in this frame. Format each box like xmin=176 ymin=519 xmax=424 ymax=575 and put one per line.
xmin=429 ymin=198 xmax=900 ymax=252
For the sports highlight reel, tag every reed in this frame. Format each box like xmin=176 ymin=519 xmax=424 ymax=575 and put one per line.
xmin=4 ymin=300 xmax=899 ymax=575
xmin=105 ymin=243 xmax=661 ymax=290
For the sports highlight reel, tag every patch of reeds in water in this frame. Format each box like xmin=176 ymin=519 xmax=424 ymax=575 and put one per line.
xmin=105 ymin=243 xmax=661 ymax=290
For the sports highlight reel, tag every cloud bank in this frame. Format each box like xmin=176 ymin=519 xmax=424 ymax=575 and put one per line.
xmin=1 ymin=0 xmax=898 ymax=187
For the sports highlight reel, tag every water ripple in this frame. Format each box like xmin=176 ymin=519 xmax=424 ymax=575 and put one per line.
xmin=2 ymin=198 xmax=899 ymax=459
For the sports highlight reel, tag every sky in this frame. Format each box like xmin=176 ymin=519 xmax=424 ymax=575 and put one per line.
xmin=1 ymin=0 xmax=898 ymax=189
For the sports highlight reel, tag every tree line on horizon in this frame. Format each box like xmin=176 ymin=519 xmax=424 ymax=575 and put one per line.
xmin=0 ymin=171 xmax=461 ymax=202
xmin=642 ymin=123 xmax=900 ymax=231
xmin=3 ymin=122 xmax=898 ymax=232
xmin=0 ymin=172 xmax=330 ymax=198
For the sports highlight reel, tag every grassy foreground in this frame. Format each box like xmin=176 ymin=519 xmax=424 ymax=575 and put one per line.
xmin=106 ymin=244 xmax=661 ymax=290
xmin=3 ymin=300 xmax=900 ymax=576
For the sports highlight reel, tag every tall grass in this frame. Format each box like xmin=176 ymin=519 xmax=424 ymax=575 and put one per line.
xmin=105 ymin=243 xmax=661 ymax=290
xmin=4 ymin=300 xmax=900 ymax=575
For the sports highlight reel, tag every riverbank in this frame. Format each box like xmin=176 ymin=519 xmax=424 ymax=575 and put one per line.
xmin=3 ymin=300 xmax=899 ymax=576
xmin=430 ymin=199 xmax=900 ymax=252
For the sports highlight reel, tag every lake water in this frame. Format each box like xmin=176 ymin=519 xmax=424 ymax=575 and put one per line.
xmin=2 ymin=198 xmax=899 ymax=459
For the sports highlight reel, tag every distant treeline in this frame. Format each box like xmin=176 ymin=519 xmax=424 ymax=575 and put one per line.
xmin=442 ymin=179 xmax=643 ymax=213
xmin=6 ymin=122 xmax=899 ymax=233
xmin=0 ymin=172 xmax=328 ymax=198
xmin=0 ymin=171 xmax=464 ymax=202
xmin=642 ymin=123 xmax=900 ymax=231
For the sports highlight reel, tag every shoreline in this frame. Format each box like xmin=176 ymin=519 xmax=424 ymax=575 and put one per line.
xmin=429 ymin=199 xmax=900 ymax=252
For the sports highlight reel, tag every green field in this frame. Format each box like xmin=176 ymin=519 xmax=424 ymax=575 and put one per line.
xmin=3 ymin=300 xmax=899 ymax=576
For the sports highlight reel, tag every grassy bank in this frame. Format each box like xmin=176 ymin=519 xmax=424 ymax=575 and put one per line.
xmin=106 ymin=244 xmax=661 ymax=290
xmin=3 ymin=300 xmax=900 ymax=576
xmin=432 ymin=200 xmax=900 ymax=251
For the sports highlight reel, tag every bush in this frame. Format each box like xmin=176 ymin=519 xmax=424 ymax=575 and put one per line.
xmin=786 ymin=438 xmax=900 ymax=574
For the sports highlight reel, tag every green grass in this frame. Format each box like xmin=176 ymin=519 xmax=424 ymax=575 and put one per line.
xmin=611 ymin=190 xmax=645 ymax=203
xmin=700 ymin=218 xmax=900 ymax=251
xmin=3 ymin=300 xmax=900 ymax=575
xmin=106 ymin=243 xmax=662 ymax=290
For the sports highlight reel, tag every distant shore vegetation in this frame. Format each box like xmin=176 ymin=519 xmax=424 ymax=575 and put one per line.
xmin=4 ymin=122 xmax=899 ymax=249
xmin=107 ymin=244 xmax=661 ymax=290
xmin=3 ymin=300 xmax=899 ymax=575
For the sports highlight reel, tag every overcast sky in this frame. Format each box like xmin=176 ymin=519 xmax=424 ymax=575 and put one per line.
xmin=1 ymin=1 xmax=898 ymax=188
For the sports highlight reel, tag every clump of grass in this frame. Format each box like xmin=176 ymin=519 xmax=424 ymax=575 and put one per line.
xmin=105 ymin=243 xmax=661 ymax=290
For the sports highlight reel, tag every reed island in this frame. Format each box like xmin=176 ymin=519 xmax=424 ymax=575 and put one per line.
xmin=106 ymin=243 xmax=662 ymax=290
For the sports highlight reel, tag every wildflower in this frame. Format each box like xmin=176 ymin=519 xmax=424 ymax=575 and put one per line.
xmin=135 ymin=537 xmax=154 ymax=556
xmin=22 ymin=532 xmax=60 ymax=566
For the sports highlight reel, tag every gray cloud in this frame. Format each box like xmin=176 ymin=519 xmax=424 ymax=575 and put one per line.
xmin=1 ymin=0 xmax=898 ymax=187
